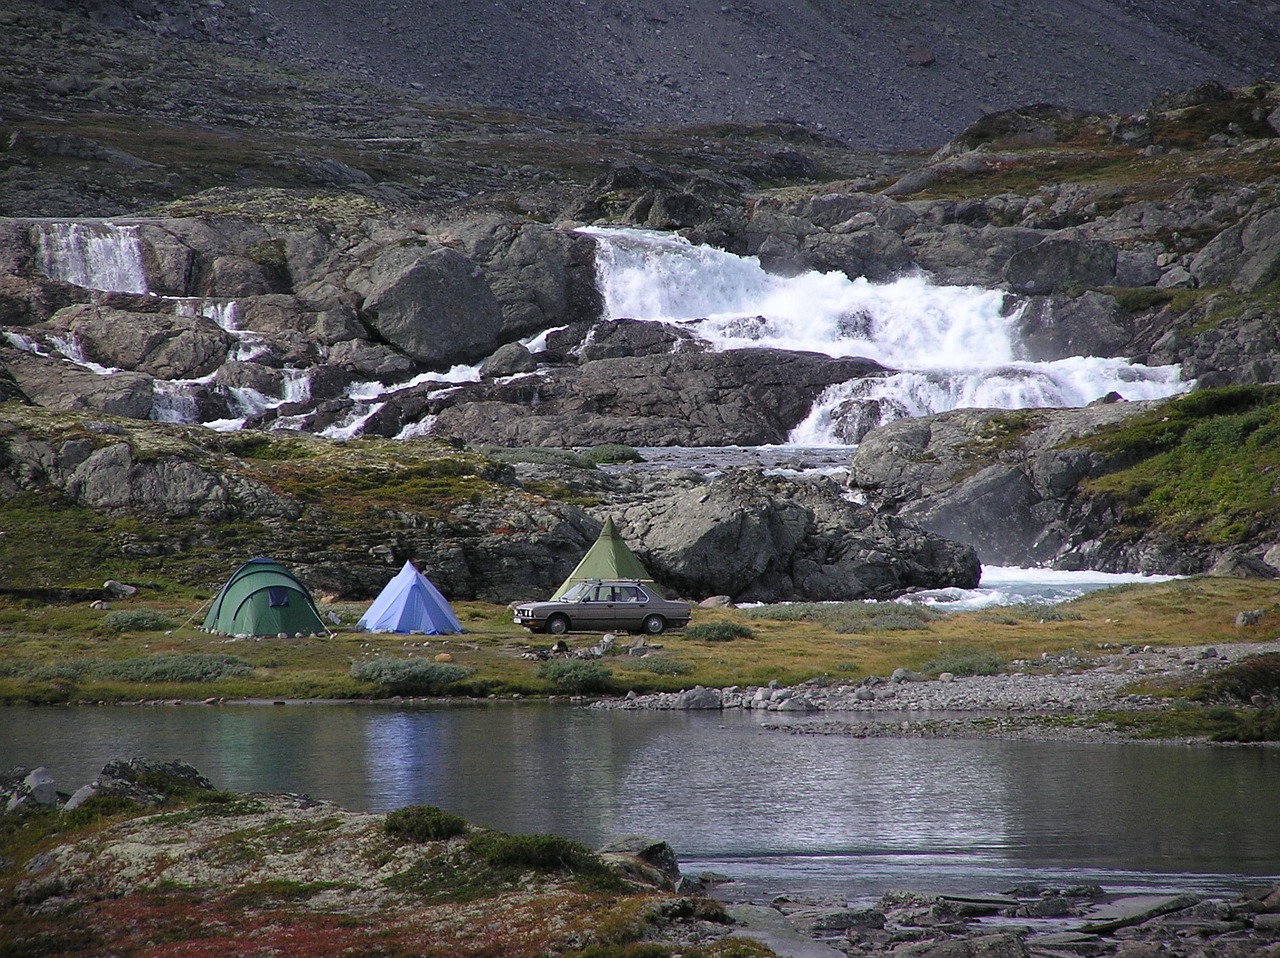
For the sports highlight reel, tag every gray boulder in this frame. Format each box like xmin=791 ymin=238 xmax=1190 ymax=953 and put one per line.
xmin=362 ymin=245 xmax=505 ymax=366
xmin=8 ymin=767 xmax=58 ymax=812
xmin=906 ymin=223 xmax=1046 ymax=287
xmin=598 ymin=834 xmax=683 ymax=889
xmin=1190 ymin=207 xmax=1280 ymax=294
xmin=799 ymin=228 xmax=916 ymax=282
xmin=90 ymin=758 xmax=216 ymax=806
xmin=445 ymin=219 xmax=604 ymax=338
xmin=480 ymin=342 xmax=538 ymax=379
xmin=614 ymin=469 xmax=980 ymax=601
xmin=673 ymin=686 xmax=723 ymax=709
xmin=46 ymin=303 xmax=231 ymax=379
xmin=1014 ymin=291 xmax=1131 ymax=362
xmin=1004 ymin=237 xmax=1118 ymax=294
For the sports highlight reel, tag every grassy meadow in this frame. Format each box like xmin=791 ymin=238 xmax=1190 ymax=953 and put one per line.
xmin=1 ymin=575 xmax=1276 ymax=707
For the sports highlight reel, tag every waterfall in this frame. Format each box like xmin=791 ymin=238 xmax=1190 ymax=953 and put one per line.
xmin=49 ymin=334 xmax=119 ymax=375
xmin=320 ymin=402 xmax=387 ymax=440
xmin=34 ymin=222 xmax=148 ymax=294
xmin=150 ymin=380 xmax=204 ymax=424
xmin=582 ymin=227 xmax=1190 ymax=444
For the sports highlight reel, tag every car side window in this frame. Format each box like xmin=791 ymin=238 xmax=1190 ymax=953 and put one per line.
xmin=619 ymin=586 xmax=641 ymax=602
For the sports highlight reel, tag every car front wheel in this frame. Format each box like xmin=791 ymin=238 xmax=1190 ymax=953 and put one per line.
xmin=642 ymin=614 xmax=666 ymax=635
xmin=546 ymin=614 xmax=570 ymax=636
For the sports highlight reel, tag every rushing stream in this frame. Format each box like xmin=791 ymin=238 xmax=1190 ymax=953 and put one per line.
xmin=582 ymin=227 xmax=1189 ymax=444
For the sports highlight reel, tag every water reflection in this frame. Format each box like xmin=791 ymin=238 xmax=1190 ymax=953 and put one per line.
xmin=3 ymin=703 xmax=1277 ymax=897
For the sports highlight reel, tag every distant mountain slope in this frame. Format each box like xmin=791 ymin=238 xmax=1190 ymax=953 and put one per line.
xmin=250 ymin=0 xmax=1280 ymax=147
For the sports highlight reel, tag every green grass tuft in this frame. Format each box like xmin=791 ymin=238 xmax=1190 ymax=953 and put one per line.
xmin=534 ymin=659 xmax=614 ymax=694
xmin=384 ymin=805 xmax=469 ymax=843
xmin=100 ymin=610 xmax=181 ymax=633
xmin=684 ymin=621 xmax=755 ymax=642
xmin=349 ymin=658 xmax=471 ymax=695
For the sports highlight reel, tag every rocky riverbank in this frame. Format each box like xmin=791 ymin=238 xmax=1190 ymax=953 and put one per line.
xmin=596 ymin=640 xmax=1280 ymax=743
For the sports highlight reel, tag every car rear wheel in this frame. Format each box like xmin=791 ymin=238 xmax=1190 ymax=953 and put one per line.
xmin=642 ymin=614 xmax=666 ymax=635
xmin=546 ymin=614 xmax=570 ymax=636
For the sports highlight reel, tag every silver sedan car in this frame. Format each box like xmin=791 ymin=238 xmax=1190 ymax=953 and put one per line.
xmin=514 ymin=580 xmax=691 ymax=635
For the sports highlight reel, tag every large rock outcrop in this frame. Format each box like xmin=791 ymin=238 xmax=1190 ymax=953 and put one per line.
xmin=845 ymin=399 xmax=1276 ymax=574
xmin=610 ymin=469 xmax=980 ymax=602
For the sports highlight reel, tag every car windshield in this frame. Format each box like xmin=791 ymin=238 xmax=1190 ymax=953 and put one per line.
xmin=558 ymin=583 xmax=594 ymax=602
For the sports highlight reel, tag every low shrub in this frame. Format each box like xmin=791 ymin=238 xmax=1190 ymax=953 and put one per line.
xmin=350 ymin=658 xmax=471 ymax=695
xmin=921 ymin=649 xmax=1005 ymax=677
xmin=97 ymin=654 xmax=253 ymax=683
xmin=684 ymin=621 xmax=754 ymax=642
xmin=1212 ymin=707 xmax=1280 ymax=743
xmin=100 ymin=609 xmax=179 ymax=632
xmin=741 ymin=602 xmax=938 ymax=633
xmin=385 ymin=805 xmax=469 ymax=843
xmin=626 ymin=657 xmax=692 ymax=676
xmin=534 ymin=659 xmax=613 ymax=694
xmin=585 ymin=443 xmax=644 ymax=464
xmin=467 ymin=830 xmax=611 ymax=878
xmin=1196 ymin=652 xmax=1280 ymax=703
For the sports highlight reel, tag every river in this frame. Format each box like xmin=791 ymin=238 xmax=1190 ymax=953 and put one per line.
xmin=4 ymin=701 xmax=1277 ymax=903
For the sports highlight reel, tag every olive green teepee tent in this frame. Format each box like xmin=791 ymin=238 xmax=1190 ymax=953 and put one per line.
xmin=202 ymin=558 xmax=327 ymax=636
xmin=551 ymin=517 xmax=656 ymax=599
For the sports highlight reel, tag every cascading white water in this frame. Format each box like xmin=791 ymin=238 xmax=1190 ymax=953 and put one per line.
xmin=34 ymin=222 xmax=148 ymax=294
xmin=49 ymin=334 xmax=119 ymax=375
xmin=582 ymin=227 xmax=1191 ymax=444
xmin=150 ymin=378 xmax=207 ymax=424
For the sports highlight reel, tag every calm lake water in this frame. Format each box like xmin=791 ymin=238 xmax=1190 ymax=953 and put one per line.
xmin=3 ymin=702 xmax=1278 ymax=901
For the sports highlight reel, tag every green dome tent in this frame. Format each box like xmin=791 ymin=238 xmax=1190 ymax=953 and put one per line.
xmin=551 ymin=517 xmax=657 ymax=599
xmin=202 ymin=558 xmax=327 ymax=636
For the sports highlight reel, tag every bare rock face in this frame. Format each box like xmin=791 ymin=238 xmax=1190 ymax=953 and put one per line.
xmin=429 ymin=347 xmax=889 ymax=447
xmin=3 ymin=347 xmax=156 ymax=418
xmin=1190 ymin=208 xmax=1280 ymax=294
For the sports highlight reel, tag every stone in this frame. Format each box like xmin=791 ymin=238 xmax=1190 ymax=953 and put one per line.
xmin=23 ymin=767 xmax=58 ymax=807
xmin=699 ymin=595 xmax=735 ymax=608
xmin=1004 ymin=237 xmax=1118 ymax=294
xmin=674 ymin=686 xmax=722 ymax=709
xmin=597 ymin=834 xmax=682 ymax=888
xmin=480 ymin=342 xmax=538 ymax=378
xmin=63 ymin=783 xmax=100 ymax=811
xmin=362 ymin=245 xmax=505 ymax=367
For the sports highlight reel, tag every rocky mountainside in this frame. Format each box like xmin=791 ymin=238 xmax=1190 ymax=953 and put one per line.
xmin=62 ymin=0 xmax=1280 ymax=150
xmin=2 ymin=0 xmax=1279 ymax=596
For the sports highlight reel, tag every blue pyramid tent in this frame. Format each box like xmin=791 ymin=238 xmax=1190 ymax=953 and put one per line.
xmin=357 ymin=561 xmax=463 ymax=634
